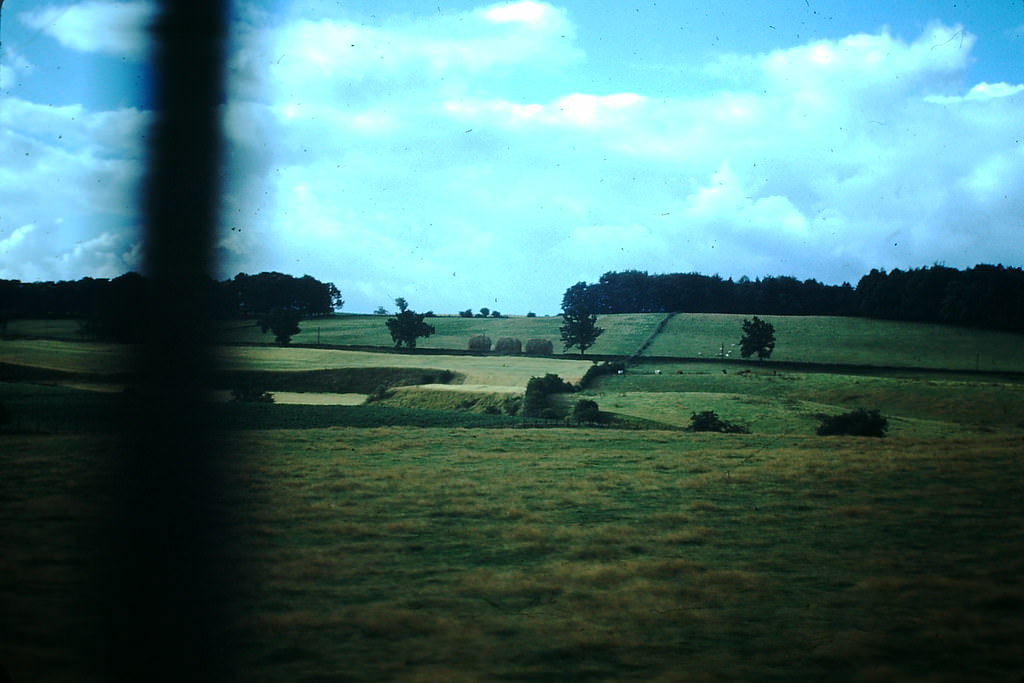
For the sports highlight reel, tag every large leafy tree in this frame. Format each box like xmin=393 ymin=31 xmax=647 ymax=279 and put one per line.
xmin=560 ymin=300 xmax=604 ymax=356
xmin=739 ymin=316 xmax=776 ymax=360
xmin=386 ymin=298 xmax=435 ymax=349
xmin=259 ymin=307 xmax=301 ymax=345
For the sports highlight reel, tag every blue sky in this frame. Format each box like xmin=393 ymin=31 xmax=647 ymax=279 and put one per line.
xmin=1 ymin=1 xmax=1022 ymax=314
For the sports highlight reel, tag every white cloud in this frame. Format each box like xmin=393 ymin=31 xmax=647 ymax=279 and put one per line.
xmin=926 ymin=81 xmax=1024 ymax=103
xmin=18 ymin=1 xmax=156 ymax=59
xmin=480 ymin=1 xmax=553 ymax=25
xmin=0 ymin=96 xmax=146 ymax=282
xmin=0 ymin=47 xmax=34 ymax=90
xmin=213 ymin=13 xmax=1024 ymax=312
xmin=235 ymin=2 xmax=581 ymax=107
xmin=0 ymin=224 xmax=38 ymax=257
xmin=3 ymin=2 xmax=1021 ymax=315
xmin=0 ymin=223 xmax=140 ymax=282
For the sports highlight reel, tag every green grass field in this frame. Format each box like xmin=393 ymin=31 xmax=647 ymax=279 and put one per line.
xmin=2 ymin=428 xmax=1023 ymax=681
xmin=10 ymin=311 xmax=1024 ymax=371
xmin=645 ymin=313 xmax=1024 ymax=372
xmin=3 ymin=315 xmax=1024 ymax=680
xmin=217 ymin=312 xmax=663 ymax=357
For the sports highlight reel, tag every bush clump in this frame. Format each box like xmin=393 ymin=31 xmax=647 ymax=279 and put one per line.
xmin=468 ymin=334 xmax=492 ymax=351
xmin=365 ymin=384 xmax=394 ymax=403
xmin=525 ymin=338 xmax=553 ymax=355
xmin=494 ymin=337 xmax=522 ymax=354
xmin=572 ymin=399 xmax=604 ymax=423
xmin=524 ymin=373 xmax=575 ymax=418
xmin=687 ymin=410 xmax=749 ymax=433
xmin=816 ymin=409 xmax=888 ymax=437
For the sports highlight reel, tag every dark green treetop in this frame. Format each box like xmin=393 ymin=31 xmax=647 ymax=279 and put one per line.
xmin=385 ymin=298 xmax=435 ymax=349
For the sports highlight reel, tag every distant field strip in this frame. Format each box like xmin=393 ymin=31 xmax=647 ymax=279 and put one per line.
xmin=0 ymin=340 xmax=131 ymax=374
xmin=645 ymin=313 xmax=1024 ymax=370
xmin=0 ymin=340 xmax=593 ymax=389
xmin=216 ymin=347 xmax=593 ymax=388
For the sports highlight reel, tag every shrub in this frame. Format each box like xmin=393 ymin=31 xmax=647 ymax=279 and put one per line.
xmin=817 ymin=409 xmax=888 ymax=437
xmin=502 ymin=395 xmax=522 ymax=416
xmin=523 ymin=373 xmax=574 ymax=417
xmin=525 ymin=338 xmax=553 ymax=355
xmin=572 ymin=399 xmax=603 ymax=423
xmin=468 ymin=334 xmax=492 ymax=351
xmin=366 ymin=384 xmax=394 ymax=403
xmin=494 ymin=337 xmax=522 ymax=354
xmin=531 ymin=373 xmax=575 ymax=395
xmin=687 ymin=410 xmax=748 ymax=433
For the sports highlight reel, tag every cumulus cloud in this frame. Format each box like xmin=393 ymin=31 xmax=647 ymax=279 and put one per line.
xmin=0 ymin=47 xmax=34 ymax=90
xmin=3 ymin=2 xmax=1021 ymax=315
xmin=212 ymin=9 xmax=1024 ymax=313
xmin=0 ymin=222 xmax=140 ymax=282
xmin=18 ymin=1 xmax=156 ymax=60
xmin=0 ymin=98 xmax=146 ymax=282
xmin=229 ymin=0 xmax=581 ymax=105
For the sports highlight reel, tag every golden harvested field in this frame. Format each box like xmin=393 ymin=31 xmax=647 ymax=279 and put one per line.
xmin=215 ymin=346 xmax=593 ymax=387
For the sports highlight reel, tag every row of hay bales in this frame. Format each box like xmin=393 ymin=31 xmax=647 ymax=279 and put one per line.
xmin=468 ymin=335 xmax=554 ymax=355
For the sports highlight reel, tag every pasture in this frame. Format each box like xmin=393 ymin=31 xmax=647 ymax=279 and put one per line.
xmin=2 ymin=428 xmax=1023 ymax=681
xmin=3 ymin=313 xmax=1024 ymax=680
xmin=217 ymin=312 xmax=663 ymax=358
xmin=211 ymin=311 xmax=1024 ymax=372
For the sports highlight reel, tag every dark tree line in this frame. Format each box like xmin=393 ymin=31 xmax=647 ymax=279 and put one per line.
xmin=562 ymin=271 xmax=857 ymax=318
xmin=562 ymin=265 xmax=1024 ymax=334
xmin=854 ymin=264 xmax=1024 ymax=332
xmin=0 ymin=271 xmax=343 ymax=341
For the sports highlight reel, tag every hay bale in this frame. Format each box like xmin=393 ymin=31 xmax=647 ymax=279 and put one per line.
xmin=468 ymin=334 xmax=492 ymax=351
xmin=494 ymin=337 xmax=522 ymax=354
xmin=525 ymin=338 xmax=553 ymax=355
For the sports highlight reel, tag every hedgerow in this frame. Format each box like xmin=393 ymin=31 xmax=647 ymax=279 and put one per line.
xmin=816 ymin=409 xmax=888 ymax=437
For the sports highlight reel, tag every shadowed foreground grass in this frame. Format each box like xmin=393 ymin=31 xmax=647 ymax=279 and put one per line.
xmin=2 ymin=428 xmax=1023 ymax=681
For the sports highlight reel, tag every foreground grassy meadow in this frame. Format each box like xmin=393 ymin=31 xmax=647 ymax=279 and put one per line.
xmin=3 ymin=313 xmax=1024 ymax=680
xmin=3 ymin=428 xmax=1023 ymax=681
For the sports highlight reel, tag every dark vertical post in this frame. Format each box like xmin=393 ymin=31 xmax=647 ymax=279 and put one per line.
xmin=107 ymin=2 xmax=230 ymax=681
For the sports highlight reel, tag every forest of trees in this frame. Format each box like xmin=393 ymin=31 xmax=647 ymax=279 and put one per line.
xmin=0 ymin=271 xmax=343 ymax=341
xmin=562 ymin=265 xmax=1024 ymax=334
xmin=3 ymin=264 xmax=1023 ymax=340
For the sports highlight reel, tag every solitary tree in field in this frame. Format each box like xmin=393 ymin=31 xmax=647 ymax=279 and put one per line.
xmin=560 ymin=302 xmax=604 ymax=356
xmin=259 ymin=307 xmax=301 ymax=345
xmin=386 ymin=298 xmax=435 ymax=349
xmin=739 ymin=316 xmax=775 ymax=360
